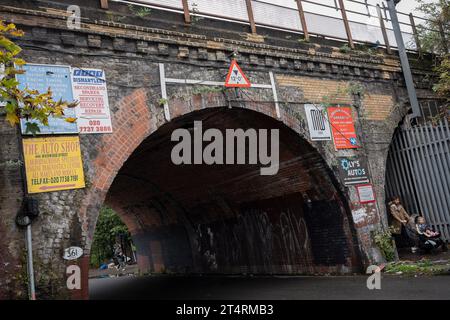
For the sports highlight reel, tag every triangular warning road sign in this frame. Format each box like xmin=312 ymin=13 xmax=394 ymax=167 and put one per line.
xmin=225 ymin=60 xmax=251 ymax=88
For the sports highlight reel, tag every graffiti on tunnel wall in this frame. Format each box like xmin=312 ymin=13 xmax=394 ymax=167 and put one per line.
xmin=127 ymin=190 xmax=357 ymax=274
xmin=193 ymin=193 xmax=354 ymax=273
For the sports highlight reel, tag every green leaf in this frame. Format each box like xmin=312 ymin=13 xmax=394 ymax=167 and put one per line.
xmin=24 ymin=122 xmax=40 ymax=135
xmin=5 ymin=111 xmax=19 ymax=125
xmin=0 ymin=36 xmax=21 ymax=55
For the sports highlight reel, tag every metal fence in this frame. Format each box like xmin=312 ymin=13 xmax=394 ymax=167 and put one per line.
xmin=385 ymin=117 xmax=450 ymax=241
xmin=108 ymin=0 xmax=448 ymax=53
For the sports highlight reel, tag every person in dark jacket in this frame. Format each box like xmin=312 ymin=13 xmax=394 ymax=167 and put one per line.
xmin=415 ymin=216 xmax=447 ymax=252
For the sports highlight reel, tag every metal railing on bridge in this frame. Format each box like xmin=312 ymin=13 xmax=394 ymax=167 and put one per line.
xmin=100 ymin=0 xmax=448 ymax=53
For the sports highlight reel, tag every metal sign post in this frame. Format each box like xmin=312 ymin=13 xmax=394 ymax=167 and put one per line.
xmin=386 ymin=0 xmax=421 ymax=118
xmin=26 ymin=223 xmax=36 ymax=300
xmin=15 ymin=128 xmax=36 ymax=300
xmin=158 ymin=63 xmax=280 ymax=120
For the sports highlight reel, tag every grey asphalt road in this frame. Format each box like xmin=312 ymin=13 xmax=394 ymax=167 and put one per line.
xmin=89 ymin=274 xmax=450 ymax=300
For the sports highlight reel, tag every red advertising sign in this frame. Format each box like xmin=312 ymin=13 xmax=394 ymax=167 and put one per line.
xmin=327 ymin=106 xmax=359 ymax=149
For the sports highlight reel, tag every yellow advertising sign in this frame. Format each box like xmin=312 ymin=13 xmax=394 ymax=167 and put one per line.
xmin=22 ymin=136 xmax=85 ymax=194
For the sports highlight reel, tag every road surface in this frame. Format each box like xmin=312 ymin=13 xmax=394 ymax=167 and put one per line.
xmin=89 ymin=274 xmax=450 ymax=300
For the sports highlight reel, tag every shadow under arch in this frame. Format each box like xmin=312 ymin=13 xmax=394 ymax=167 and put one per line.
xmin=95 ymin=106 xmax=362 ymax=277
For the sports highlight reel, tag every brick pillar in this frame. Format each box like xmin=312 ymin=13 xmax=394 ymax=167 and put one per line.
xmin=69 ymin=256 xmax=89 ymax=300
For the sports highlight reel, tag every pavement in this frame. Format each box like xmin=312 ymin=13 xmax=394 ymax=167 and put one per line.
xmin=89 ymin=248 xmax=450 ymax=300
xmin=89 ymin=274 xmax=450 ymax=300
xmin=397 ymin=247 xmax=450 ymax=262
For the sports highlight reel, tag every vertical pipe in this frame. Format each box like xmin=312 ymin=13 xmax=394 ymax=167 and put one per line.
xmin=26 ymin=224 xmax=36 ymax=300
xmin=377 ymin=4 xmax=391 ymax=54
xmin=159 ymin=63 xmax=170 ymax=121
xmin=245 ymin=0 xmax=257 ymax=34
xmin=409 ymin=13 xmax=422 ymax=56
xmin=16 ymin=128 xmax=35 ymax=299
xmin=338 ymin=0 xmax=354 ymax=49
xmin=269 ymin=71 xmax=280 ymax=119
xmin=386 ymin=0 xmax=421 ymax=118
xmin=181 ymin=0 xmax=191 ymax=24
xmin=296 ymin=0 xmax=309 ymax=41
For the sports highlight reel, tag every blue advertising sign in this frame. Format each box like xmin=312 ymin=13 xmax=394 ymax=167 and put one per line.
xmin=17 ymin=64 xmax=78 ymax=135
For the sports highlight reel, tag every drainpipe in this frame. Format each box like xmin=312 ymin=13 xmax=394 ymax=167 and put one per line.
xmin=386 ymin=0 xmax=421 ymax=118
xmin=25 ymin=223 xmax=36 ymax=300
xmin=15 ymin=128 xmax=36 ymax=300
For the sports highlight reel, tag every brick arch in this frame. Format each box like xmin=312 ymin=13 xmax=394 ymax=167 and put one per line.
xmin=78 ymin=88 xmax=157 ymax=248
xmin=373 ymin=100 xmax=412 ymax=207
xmin=91 ymin=90 xmax=316 ymax=197
xmin=74 ymin=89 xmax=364 ymax=298
xmin=377 ymin=101 xmax=415 ymax=218
xmin=81 ymin=89 xmax=324 ymax=245
xmin=79 ymin=89 xmax=365 ymax=278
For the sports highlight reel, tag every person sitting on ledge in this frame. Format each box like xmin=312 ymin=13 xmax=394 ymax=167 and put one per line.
xmin=415 ymin=216 xmax=447 ymax=252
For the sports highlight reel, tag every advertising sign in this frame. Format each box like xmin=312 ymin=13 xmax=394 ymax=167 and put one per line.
xmin=337 ymin=157 xmax=370 ymax=186
xmin=304 ymin=104 xmax=331 ymax=141
xmin=356 ymin=184 xmax=376 ymax=204
xmin=22 ymin=136 xmax=85 ymax=193
xmin=72 ymin=68 xmax=113 ymax=134
xmin=16 ymin=64 xmax=78 ymax=135
xmin=327 ymin=106 xmax=359 ymax=149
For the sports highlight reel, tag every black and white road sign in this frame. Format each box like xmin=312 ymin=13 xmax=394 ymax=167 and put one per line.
xmin=305 ymin=104 xmax=331 ymax=141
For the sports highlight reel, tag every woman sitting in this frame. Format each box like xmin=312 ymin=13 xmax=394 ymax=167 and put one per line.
xmin=415 ymin=216 xmax=447 ymax=253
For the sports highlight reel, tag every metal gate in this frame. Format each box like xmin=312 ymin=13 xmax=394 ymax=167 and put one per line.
xmin=385 ymin=118 xmax=450 ymax=241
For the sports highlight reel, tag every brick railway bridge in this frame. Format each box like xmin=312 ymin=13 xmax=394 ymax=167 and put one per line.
xmin=0 ymin=0 xmax=441 ymax=299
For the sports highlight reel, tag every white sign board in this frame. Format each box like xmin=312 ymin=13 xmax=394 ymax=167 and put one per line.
xmin=72 ymin=68 xmax=113 ymax=134
xmin=304 ymin=104 xmax=331 ymax=141
xmin=63 ymin=246 xmax=83 ymax=260
xmin=357 ymin=184 xmax=376 ymax=204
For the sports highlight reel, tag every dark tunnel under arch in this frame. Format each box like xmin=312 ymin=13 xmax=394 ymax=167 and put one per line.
xmin=101 ymin=107 xmax=363 ymax=275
